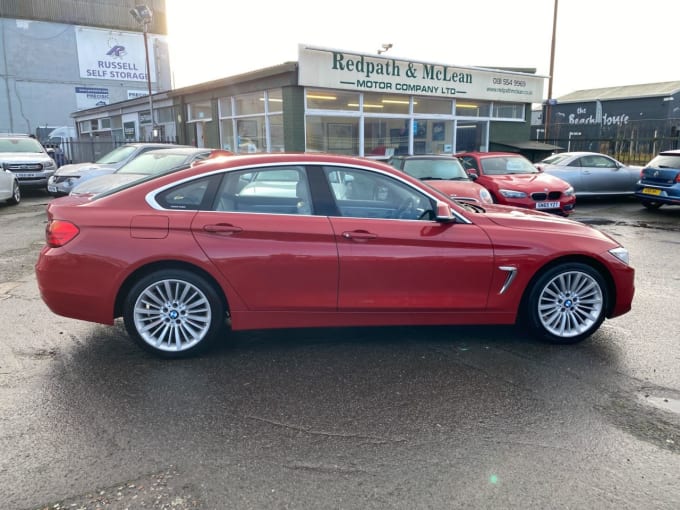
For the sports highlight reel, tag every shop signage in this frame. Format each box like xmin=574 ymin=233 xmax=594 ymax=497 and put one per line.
xmin=75 ymin=26 xmax=157 ymax=82
xmin=299 ymin=45 xmax=545 ymax=103
xmin=75 ymin=86 xmax=109 ymax=110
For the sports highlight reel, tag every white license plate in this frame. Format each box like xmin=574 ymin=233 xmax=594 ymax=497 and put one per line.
xmin=16 ymin=172 xmax=38 ymax=178
xmin=536 ymin=201 xmax=560 ymax=209
xmin=47 ymin=185 xmax=57 ymax=192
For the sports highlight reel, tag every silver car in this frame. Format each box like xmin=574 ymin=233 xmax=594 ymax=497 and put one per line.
xmin=536 ymin=151 xmax=641 ymax=196
xmin=0 ymin=135 xmax=58 ymax=190
xmin=0 ymin=169 xmax=20 ymax=205
xmin=47 ymin=142 xmax=190 ymax=196
xmin=70 ymin=147 xmax=230 ymax=196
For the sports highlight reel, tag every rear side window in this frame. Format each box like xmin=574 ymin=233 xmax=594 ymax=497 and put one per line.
xmin=156 ymin=176 xmax=214 ymax=210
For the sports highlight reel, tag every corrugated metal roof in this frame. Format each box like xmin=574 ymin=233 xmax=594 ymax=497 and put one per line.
xmin=557 ymin=81 xmax=680 ymax=102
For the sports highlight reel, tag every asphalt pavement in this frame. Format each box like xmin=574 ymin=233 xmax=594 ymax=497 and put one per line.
xmin=1 ymin=191 xmax=679 ymax=510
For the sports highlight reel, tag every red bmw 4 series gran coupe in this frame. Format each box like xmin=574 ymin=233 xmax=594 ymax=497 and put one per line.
xmin=36 ymin=152 xmax=634 ymax=357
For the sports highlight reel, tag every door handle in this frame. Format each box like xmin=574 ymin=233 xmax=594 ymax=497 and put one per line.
xmin=342 ymin=231 xmax=377 ymax=240
xmin=203 ymin=224 xmax=243 ymax=234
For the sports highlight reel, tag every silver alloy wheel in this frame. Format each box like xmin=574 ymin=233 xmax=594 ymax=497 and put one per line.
xmin=133 ymin=278 xmax=212 ymax=352
xmin=537 ymin=270 xmax=603 ymax=338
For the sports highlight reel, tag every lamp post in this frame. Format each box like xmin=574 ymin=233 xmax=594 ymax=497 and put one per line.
xmin=129 ymin=5 xmax=156 ymax=140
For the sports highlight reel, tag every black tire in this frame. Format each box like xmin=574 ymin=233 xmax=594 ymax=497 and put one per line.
xmin=7 ymin=181 xmax=20 ymax=205
xmin=123 ymin=269 xmax=226 ymax=358
xmin=524 ymin=262 xmax=608 ymax=344
xmin=641 ymin=200 xmax=663 ymax=210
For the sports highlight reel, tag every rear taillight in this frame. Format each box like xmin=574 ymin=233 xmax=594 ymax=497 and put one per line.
xmin=46 ymin=220 xmax=79 ymax=247
xmin=676 ymin=174 xmax=680 ymax=184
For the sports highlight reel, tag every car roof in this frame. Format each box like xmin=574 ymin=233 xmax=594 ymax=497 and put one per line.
xmin=659 ymin=149 xmax=680 ymax=155
xmin=455 ymin=151 xmax=526 ymax=158
xmin=138 ymin=147 xmax=216 ymax=155
xmin=390 ymin=155 xmax=455 ymax=160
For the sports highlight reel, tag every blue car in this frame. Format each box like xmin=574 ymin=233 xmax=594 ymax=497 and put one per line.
xmin=635 ymin=149 xmax=680 ymax=209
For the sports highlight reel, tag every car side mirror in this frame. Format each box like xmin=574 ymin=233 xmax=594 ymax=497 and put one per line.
xmin=435 ymin=201 xmax=456 ymax=223
xmin=467 ymin=171 xmax=479 ymax=181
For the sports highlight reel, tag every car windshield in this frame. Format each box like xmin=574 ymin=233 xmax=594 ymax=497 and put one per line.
xmin=96 ymin=145 xmax=137 ymax=164
xmin=541 ymin=154 xmax=572 ymax=165
xmin=117 ymin=152 xmax=195 ymax=175
xmin=648 ymin=154 xmax=680 ymax=170
xmin=0 ymin=138 xmax=44 ymax=153
xmin=481 ymin=156 xmax=539 ymax=175
xmin=401 ymin=159 xmax=469 ymax=180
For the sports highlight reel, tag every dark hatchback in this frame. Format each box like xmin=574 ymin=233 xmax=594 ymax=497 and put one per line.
xmin=634 ymin=149 xmax=680 ymax=209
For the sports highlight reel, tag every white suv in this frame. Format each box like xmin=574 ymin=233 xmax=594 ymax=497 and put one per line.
xmin=0 ymin=135 xmax=57 ymax=190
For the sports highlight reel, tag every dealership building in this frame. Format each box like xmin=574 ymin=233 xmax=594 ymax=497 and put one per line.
xmin=71 ymin=45 xmax=550 ymax=159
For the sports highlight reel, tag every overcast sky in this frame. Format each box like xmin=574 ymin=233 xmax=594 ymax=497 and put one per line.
xmin=165 ymin=0 xmax=679 ymax=100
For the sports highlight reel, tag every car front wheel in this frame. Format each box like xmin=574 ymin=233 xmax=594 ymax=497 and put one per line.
xmin=7 ymin=181 xmax=20 ymax=204
xmin=525 ymin=263 xmax=607 ymax=344
xmin=123 ymin=269 xmax=225 ymax=358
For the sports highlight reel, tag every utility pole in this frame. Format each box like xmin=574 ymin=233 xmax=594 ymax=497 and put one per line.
xmin=544 ymin=0 xmax=558 ymax=142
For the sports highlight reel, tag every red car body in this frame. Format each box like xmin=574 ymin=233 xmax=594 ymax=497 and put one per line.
xmin=455 ymin=152 xmax=576 ymax=216
xmin=35 ymin=153 xmax=633 ymax=357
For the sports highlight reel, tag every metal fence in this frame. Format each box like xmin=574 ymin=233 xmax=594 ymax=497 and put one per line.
xmin=542 ymin=136 xmax=680 ymax=166
xmin=46 ymin=137 xmax=181 ymax=166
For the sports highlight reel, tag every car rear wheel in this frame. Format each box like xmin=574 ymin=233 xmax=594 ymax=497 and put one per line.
xmin=123 ymin=269 xmax=225 ymax=358
xmin=7 ymin=181 xmax=20 ymax=204
xmin=525 ymin=263 xmax=607 ymax=344
xmin=640 ymin=200 xmax=663 ymax=210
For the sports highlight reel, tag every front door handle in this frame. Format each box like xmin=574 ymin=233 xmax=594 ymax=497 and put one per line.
xmin=342 ymin=230 xmax=377 ymax=241
xmin=203 ymin=224 xmax=243 ymax=234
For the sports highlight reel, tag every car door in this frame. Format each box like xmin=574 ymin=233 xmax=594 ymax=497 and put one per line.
xmin=321 ymin=166 xmax=494 ymax=312
xmin=576 ymin=154 xmax=626 ymax=193
xmin=189 ymin=166 xmax=339 ymax=311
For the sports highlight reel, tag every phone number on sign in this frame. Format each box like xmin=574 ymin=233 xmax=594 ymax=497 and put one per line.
xmin=492 ymin=78 xmax=527 ymax=87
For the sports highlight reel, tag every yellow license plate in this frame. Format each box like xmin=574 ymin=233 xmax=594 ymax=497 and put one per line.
xmin=642 ymin=187 xmax=661 ymax=196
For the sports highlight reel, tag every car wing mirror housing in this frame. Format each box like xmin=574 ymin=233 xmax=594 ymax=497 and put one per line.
xmin=435 ymin=201 xmax=456 ymax=222
xmin=467 ymin=171 xmax=479 ymax=180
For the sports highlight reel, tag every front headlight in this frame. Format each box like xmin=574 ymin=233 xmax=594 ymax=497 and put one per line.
xmin=499 ymin=189 xmax=528 ymax=199
xmin=44 ymin=159 xmax=57 ymax=171
xmin=564 ymin=186 xmax=575 ymax=197
xmin=479 ymin=189 xmax=493 ymax=204
xmin=609 ymin=247 xmax=630 ymax=266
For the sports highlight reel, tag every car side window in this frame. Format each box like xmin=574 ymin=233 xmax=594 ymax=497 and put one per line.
xmin=460 ymin=157 xmax=478 ymax=172
xmin=581 ymin=155 xmax=616 ymax=168
xmin=215 ymin=166 xmax=312 ymax=215
xmin=156 ymin=176 xmax=213 ymax=210
xmin=322 ymin=167 xmax=433 ymax=220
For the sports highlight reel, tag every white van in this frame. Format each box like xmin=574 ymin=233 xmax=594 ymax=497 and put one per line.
xmin=46 ymin=126 xmax=77 ymax=165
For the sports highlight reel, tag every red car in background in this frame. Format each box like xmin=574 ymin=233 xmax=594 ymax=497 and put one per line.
xmin=455 ymin=152 xmax=576 ymax=216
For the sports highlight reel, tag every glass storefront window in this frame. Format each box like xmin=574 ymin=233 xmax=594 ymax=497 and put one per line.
xmin=364 ymin=118 xmax=409 ymax=156
xmin=234 ymin=92 xmax=266 ymax=116
xmin=413 ymin=97 xmax=453 ymax=115
xmin=236 ymin=117 xmax=264 ymax=153
xmin=220 ymin=119 xmax=234 ymax=151
xmin=364 ymin=93 xmax=410 ymax=114
xmin=267 ymin=89 xmax=283 ymax=112
xmin=269 ymin=114 xmax=284 ymax=152
xmin=492 ymin=103 xmax=525 ymax=120
xmin=306 ymin=89 xmax=359 ymax=111
xmin=218 ymin=97 xmax=233 ymax=117
xmin=456 ymin=101 xmax=490 ymax=117
xmin=306 ymin=116 xmax=359 ymax=155
xmin=187 ymin=100 xmax=212 ymax=121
